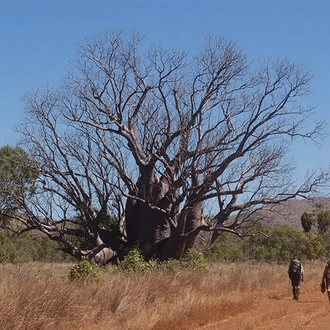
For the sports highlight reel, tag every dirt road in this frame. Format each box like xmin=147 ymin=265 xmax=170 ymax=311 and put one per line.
xmin=197 ymin=287 xmax=330 ymax=330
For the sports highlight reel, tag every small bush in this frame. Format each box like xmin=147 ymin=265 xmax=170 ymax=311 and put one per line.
xmin=69 ymin=258 xmax=101 ymax=281
xmin=161 ymin=258 xmax=183 ymax=272
xmin=204 ymin=232 xmax=245 ymax=262
xmin=122 ymin=248 xmax=156 ymax=273
xmin=159 ymin=249 xmax=208 ymax=273
xmin=181 ymin=249 xmax=208 ymax=272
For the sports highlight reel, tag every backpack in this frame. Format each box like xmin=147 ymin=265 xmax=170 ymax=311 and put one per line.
xmin=289 ymin=259 xmax=301 ymax=276
xmin=326 ymin=264 xmax=330 ymax=279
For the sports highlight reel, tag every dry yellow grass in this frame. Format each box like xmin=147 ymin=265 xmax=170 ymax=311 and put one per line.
xmin=0 ymin=261 xmax=326 ymax=330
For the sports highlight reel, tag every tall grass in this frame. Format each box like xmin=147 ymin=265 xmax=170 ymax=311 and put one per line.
xmin=0 ymin=261 xmax=325 ymax=330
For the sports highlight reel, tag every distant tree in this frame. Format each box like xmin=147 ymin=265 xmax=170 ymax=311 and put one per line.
xmin=301 ymin=232 xmax=326 ymax=260
xmin=8 ymin=30 xmax=329 ymax=265
xmin=206 ymin=222 xmax=326 ymax=262
xmin=243 ymin=224 xmax=307 ymax=262
xmin=204 ymin=232 xmax=245 ymax=262
xmin=300 ymin=204 xmax=330 ymax=235
xmin=0 ymin=145 xmax=39 ymax=223
xmin=0 ymin=228 xmax=72 ymax=263
xmin=316 ymin=210 xmax=330 ymax=234
xmin=301 ymin=212 xmax=313 ymax=233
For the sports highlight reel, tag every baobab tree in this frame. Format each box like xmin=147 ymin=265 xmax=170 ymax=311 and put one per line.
xmin=8 ymin=30 xmax=329 ymax=264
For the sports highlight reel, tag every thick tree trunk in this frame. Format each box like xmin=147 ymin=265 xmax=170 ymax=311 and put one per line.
xmin=85 ymin=228 xmax=122 ymax=265
xmin=124 ymin=168 xmax=209 ymax=260
xmin=155 ymin=202 xmax=206 ymax=260
xmin=125 ymin=171 xmax=173 ymax=256
xmin=125 ymin=198 xmax=172 ymax=256
xmin=184 ymin=201 xmax=205 ymax=250
xmin=195 ymin=230 xmax=221 ymax=252
xmin=125 ymin=197 xmax=140 ymax=247
xmin=88 ymin=245 xmax=118 ymax=265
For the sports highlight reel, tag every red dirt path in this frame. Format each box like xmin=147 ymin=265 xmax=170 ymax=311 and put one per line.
xmin=197 ymin=289 xmax=330 ymax=330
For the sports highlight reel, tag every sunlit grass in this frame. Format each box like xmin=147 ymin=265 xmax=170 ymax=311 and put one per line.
xmin=0 ymin=261 xmax=325 ymax=330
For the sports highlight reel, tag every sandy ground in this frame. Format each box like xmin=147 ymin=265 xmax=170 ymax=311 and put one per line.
xmin=90 ymin=288 xmax=330 ymax=330
xmin=197 ymin=287 xmax=330 ymax=330
xmin=87 ymin=270 xmax=330 ymax=330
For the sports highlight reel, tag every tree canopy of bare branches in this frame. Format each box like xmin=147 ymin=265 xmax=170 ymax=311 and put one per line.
xmin=10 ymin=30 xmax=329 ymax=264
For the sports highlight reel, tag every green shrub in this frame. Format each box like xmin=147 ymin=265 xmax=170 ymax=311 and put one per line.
xmin=69 ymin=258 xmax=102 ymax=281
xmin=242 ymin=224 xmax=313 ymax=262
xmin=0 ymin=231 xmax=20 ymax=263
xmin=301 ymin=232 xmax=327 ymax=260
xmin=160 ymin=258 xmax=183 ymax=272
xmin=181 ymin=249 xmax=208 ymax=272
xmin=122 ymin=248 xmax=156 ymax=273
xmin=204 ymin=232 xmax=245 ymax=262
xmin=0 ymin=228 xmax=74 ymax=264
xmin=159 ymin=250 xmax=208 ymax=273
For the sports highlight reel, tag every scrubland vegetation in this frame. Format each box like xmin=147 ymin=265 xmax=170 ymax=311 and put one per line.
xmin=2 ymin=220 xmax=330 ymax=265
xmin=0 ymin=260 xmax=325 ymax=330
xmin=0 ymin=230 xmax=73 ymax=264
xmin=1 ymin=220 xmax=329 ymax=330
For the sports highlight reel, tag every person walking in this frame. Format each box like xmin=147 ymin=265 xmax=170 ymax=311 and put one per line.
xmin=321 ymin=260 xmax=330 ymax=301
xmin=288 ymin=256 xmax=304 ymax=301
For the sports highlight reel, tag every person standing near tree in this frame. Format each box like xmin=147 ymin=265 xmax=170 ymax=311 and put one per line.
xmin=321 ymin=260 xmax=330 ymax=301
xmin=288 ymin=257 xmax=304 ymax=301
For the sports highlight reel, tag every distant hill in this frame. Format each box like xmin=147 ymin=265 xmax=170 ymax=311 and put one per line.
xmin=256 ymin=197 xmax=330 ymax=228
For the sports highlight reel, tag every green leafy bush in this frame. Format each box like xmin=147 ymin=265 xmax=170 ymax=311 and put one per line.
xmin=301 ymin=232 xmax=326 ymax=260
xmin=122 ymin=248 xmax=156 ymax=273
xmin=69 ymin=258 xmax=102 ymax=281
xmin=160 ymin=258 xmax=183 ymax=272
xmin=181 ymin=249 xmax=208 ymax=272
xmin=0 ymin=231 xmax=20 ymax=263
xmin=0 ymin=227 xmax=75 ymax=264
xmin=204 ymin=232 xmax=245 ymax=262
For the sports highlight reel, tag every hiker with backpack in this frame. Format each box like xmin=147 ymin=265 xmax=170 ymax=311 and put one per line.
xmin=288 ymin=257 xmax=304 ymax=301
xmin=321 ymin=260 xmax=330 ymax=301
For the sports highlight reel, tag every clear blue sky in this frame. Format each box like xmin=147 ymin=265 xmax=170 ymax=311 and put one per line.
xmin=1 ymin=1 xmax=330 ymax=183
